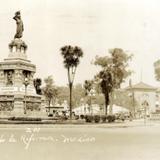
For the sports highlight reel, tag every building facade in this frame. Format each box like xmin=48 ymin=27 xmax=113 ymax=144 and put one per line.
xmin=125 ymin=81 xmax=157 ymax=117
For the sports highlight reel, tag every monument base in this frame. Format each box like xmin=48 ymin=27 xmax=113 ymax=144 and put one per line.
xmin=12 ymin=94 xmax=25 ymax=116
xmin=0 ymin=34 xmax=46 ymax=118
xmin=0 ymin=93 xmax=46 ymax=118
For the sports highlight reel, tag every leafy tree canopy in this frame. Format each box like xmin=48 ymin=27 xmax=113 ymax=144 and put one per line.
xmin=42 ymin=76 xmax=58 ymax=106
xmin=83 ymin=80 xmax=94 ymax=96
xmin=56 ymin=84 xmax=85 ymax=108
xmin=94 ymin=48 xmax=132 ymax=89
xmin=94 ymin=48 xmax=133 ymax=114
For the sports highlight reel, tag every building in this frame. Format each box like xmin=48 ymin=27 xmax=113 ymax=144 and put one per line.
xmin=73 ymin=104 xmax=102 ymax=115
xmin=125 ymin=81 xmax=157 ymax=117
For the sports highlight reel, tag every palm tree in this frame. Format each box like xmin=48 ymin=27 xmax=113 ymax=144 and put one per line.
xmin=60 ymin=45 xmax=83 ymax=119
xmin=98 ymin=70 xmax=113 ymax=115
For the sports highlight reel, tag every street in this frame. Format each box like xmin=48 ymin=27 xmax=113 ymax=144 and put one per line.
xmin=0 ymin=121 xmax=160 ymax=160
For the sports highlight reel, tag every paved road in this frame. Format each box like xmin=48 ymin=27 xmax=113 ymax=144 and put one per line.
xmin=0 ymin=122 xmax=160 ymax=160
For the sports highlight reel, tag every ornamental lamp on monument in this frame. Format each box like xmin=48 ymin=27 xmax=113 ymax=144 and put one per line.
xmin=23 ymin=77 xmax=30 ymax=114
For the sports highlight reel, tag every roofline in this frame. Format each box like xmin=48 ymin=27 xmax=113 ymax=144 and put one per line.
xmin=125 ymin=87 xmax=157 ymax=91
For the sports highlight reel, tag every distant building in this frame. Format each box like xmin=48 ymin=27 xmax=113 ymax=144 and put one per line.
xmin=73 ymin=104 xmax=102 ymax=115
xmin=125 ymin=81 xmax=157 ymax=116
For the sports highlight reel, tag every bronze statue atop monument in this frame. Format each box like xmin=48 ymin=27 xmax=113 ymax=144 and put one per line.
xmin=13 ymin=11 xmax=24 ymax=39
xmin=9 ymin=11 xmax=27 ymax=53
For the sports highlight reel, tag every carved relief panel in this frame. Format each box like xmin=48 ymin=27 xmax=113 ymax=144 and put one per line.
xmin=0 ymin=101 xmax=14 ymax=111
xmin=15 ymin=70 xmax=23 ymax=80
xmin=23 ymin=70 xmax=34 ymax=85
xmin=4 ymin=70 xmax=14 ymax=86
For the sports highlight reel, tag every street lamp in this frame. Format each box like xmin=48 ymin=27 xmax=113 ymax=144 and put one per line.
xmin=142 ymin=100 xmax=149 ymax=125
xmin=23 ymin=77 xmax=29 ymax=114
xmin=142 ymin=94 xmax=149 ymax=125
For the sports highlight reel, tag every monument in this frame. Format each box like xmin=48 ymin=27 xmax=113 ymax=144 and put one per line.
xmin=0 ymin=11 xmax=43 ymax=116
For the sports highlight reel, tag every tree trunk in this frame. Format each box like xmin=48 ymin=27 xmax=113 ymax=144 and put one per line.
xmin=104 ymin=92 xmax=109 ymax=115
xmin=49 ymin=99 xmax=51 ymax=113
xmin=69 ymin=83 xmax=73 ymax=119
xmin=89 ymin=96 xmax=92 ymax=115
xmin=109 ymin=91 xmax=114 ymax=115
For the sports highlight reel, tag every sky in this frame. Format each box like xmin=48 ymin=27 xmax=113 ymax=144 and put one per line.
xmin=0 ymin=0 xmax=160 ymax=87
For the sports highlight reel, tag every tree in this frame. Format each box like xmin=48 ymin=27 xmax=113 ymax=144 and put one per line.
xmin=60 ymin=45 xmax=83 ymax=119
xmin=83 ymin=80 xmax=94 ymax=113
xmin=83 ymin=80 xmax=93 ymax=96
xmin=94 ymin=48 xmax=132 ymax=115
xmin=72 ymin=84 xmax=85 ymax=107
xmin=56 ymin=86 xmax=69 ymax=105
xmin=113 ymin=89 xmax=137 ymax=111
xmin=42 ymin=76 xmax=58 ymax=112
xmin=56 ymin=84 xmax=85 ymax=108
xmin=33 ymin=78 xmax=42 ymax=95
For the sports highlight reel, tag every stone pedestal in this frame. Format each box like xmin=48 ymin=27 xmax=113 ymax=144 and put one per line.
xmin=12 ymin=94 xmax=24 ymax=115
xmin=40 ymin=96 xmax=47 ymax=117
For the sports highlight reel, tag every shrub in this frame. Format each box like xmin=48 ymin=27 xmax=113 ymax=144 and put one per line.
xmin=101 ymin=115 xmax=107 ymax=123
xmin=48 ymin=113 xmax=53 ymax=117
xmin=107 ymin=115 xmax=116 ymax=123
xmin=85 ymin=115 xmax=94 ymax=123
xmin=94 ymin=115 xmax=101 ymax=123
xmin=60 ymin=115 xmax=68 ymax=121
xmin=74 ymin=115 xmax=79 ymax=120
xmin=119 ymin=114 xmax=125 ymax=121
xmin=80 ymin=115 xmax=85 ymax=119
xmin=8 ymin=117 xmax=15 ymax=121
xmin=115 ymin=113 xmax=125 ymax=121
xmin=8 ymin=117 xmax=42 ymax=121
